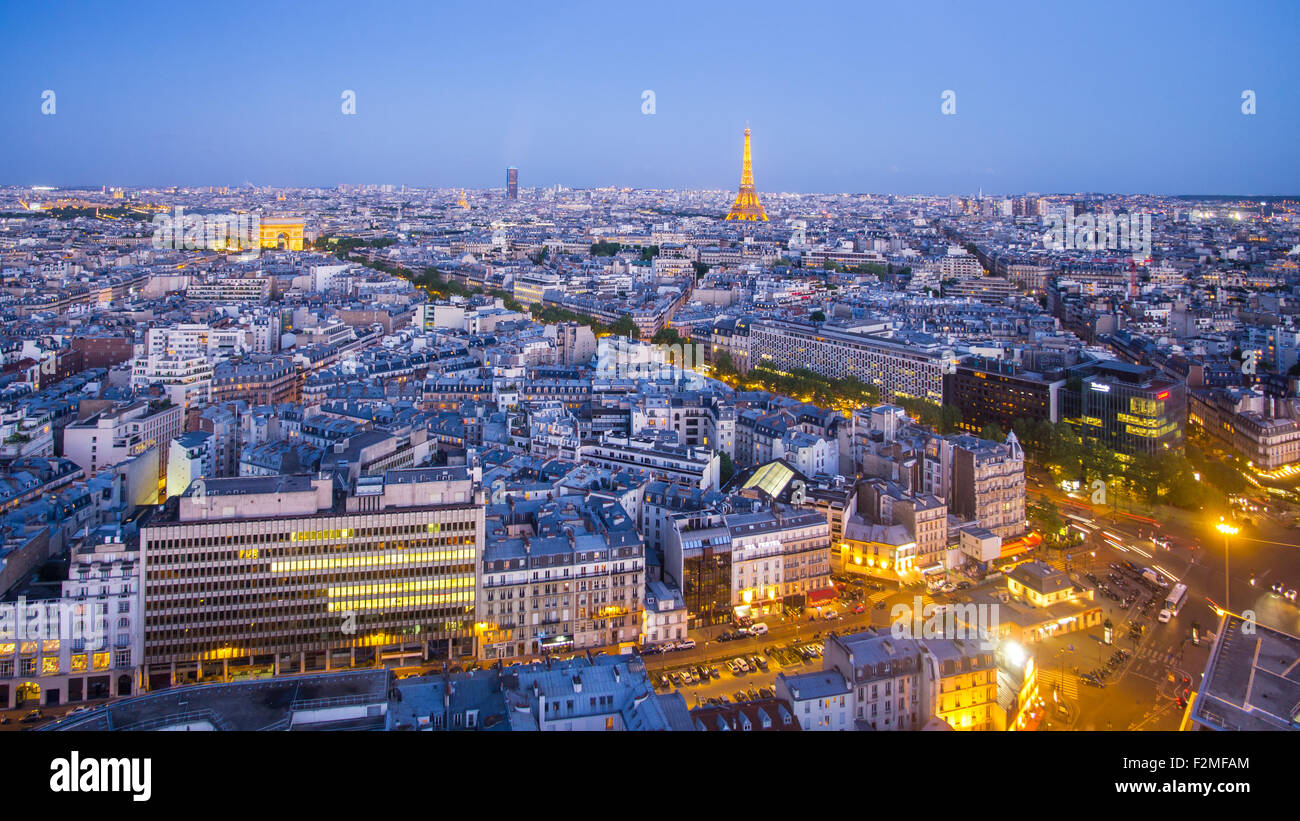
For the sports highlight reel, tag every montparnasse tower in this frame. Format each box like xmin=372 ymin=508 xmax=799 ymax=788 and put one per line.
xmin=725 ymin=126 xmax=768 ymax=222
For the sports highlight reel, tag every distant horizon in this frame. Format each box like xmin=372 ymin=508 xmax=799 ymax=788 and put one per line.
xmin=3 ymin=1 xmax=1297 ymax=194
xmin=7 ymin=183 xmax=1300 ymax=202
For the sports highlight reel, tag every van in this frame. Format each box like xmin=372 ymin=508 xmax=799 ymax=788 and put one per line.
xmin=750 ymin=622 xmax=769 ymax=636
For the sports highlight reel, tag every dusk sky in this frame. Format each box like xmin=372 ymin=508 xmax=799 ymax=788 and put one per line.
xmin=2 ymin=0 xmax=1297 ymax=194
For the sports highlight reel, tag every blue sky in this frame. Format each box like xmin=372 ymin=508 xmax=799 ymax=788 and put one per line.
xmin=1 ymin=0 xmax=1297 ymax=194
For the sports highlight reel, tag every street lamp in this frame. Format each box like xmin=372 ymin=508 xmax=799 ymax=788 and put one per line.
xmin=1216 ymin=519 xmax=1238 ymax=611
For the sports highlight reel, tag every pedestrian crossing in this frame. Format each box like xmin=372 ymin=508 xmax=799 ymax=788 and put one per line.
xmin=1134 ymin=647 xmax=1181 ymax=665
xmin=1035 ymin=668 xmax=1079 ymax=700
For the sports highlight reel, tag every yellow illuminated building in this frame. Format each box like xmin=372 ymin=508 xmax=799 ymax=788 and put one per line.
xmin=932 ymin=645 xmax=999 ymax=731
xmin=258 ymin=216 xmax=305 ymax=250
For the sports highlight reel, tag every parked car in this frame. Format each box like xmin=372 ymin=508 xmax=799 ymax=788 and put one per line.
xmin=20 ymin=710 xmax=43 ymax=723
xmin=733 ymin=657 xmax=751 ymax=673
xmin=676 ymin=638 xmax=696 ymax=650
xmin=750 ymin=622 xmax=769 ymax=636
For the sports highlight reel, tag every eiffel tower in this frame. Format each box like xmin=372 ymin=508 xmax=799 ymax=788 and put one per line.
xmin=725 ymin=126 xmax=768 ymax=221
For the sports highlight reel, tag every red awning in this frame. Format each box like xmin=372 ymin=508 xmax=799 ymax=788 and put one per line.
xmin=808 ymin=587 xmax=838 ymax=605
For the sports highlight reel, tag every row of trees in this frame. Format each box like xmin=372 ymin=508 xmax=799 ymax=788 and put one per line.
xmin=893 ymin=397 xmax=964 ymax=434
xmin=1011 ymin=416 xmax=1238 ymax=512
xmin=723 ymin=363 xmax=881 ymax=409
xmin=589 ymin=241 xmax=661 ymax=261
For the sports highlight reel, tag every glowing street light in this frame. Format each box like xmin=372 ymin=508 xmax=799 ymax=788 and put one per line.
xmin=1217 ymin=519 xmax=1238 ymax=611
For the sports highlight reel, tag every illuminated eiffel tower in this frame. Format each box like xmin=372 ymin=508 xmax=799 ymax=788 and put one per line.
xmin=725 ymin=126 xmax=768 ymax=221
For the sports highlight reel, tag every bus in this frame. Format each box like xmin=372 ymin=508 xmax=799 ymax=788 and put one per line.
xmin=1160 ymin=583 xmax=1188 ymax=622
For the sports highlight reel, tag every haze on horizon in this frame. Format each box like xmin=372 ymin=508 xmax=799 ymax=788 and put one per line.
xmin=1 ymin=0 xmax=1297 ymax=195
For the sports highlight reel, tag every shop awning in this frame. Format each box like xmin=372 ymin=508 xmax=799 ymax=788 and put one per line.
xmin=808 ymin=586 xmax=837 ymax=605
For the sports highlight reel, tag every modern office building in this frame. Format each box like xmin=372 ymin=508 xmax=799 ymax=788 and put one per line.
xmin=139 ymin=468 xmax=484 ymax=690
xmin=748 ymin=320 xmax=956 ymax=404
xmin=1060 ymin=359 xmax=1185 ymax=456
xmin=948 ymin=356 xmax=1065 ymax=432
xmin=506 ymin=167 xmax=518 ymax=200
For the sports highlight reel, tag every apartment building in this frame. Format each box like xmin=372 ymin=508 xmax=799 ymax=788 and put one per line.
xmin=210 ymin=357 xmax=300 ymax=406
xmin=580 ymin=432 xmax=720 ymax=491
xmin=185 ymin=276 xmax=272 ymax=303
xmin=726 ymin=503 xmax=832 ymax=620
xmin=855 ymin=478 xmax=949 ymax=572
xmin=64 ymin=399 xmax=184 ymax=483
xmin=129 ymin=353 xmax=213 ymax=412
xmin=924 ymin=638 xmax=999 ymax=731
xmin=949 ymin=432 xmax=1026 ymax=541
xmin=165 ymin=431 xmax=213 ymax=499
xmin=0 ymin=529 xmax=142 ymax=710
xmin=822 ymin=630 xmax=935 ymax=731
xmin=476 ymin=495 xmax=644 ymax=661
xmin=1188 ymin=388 xmax=1300 ymax=470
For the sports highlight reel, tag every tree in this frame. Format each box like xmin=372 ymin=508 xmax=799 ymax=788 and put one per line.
xmin=590 ymin=241 xmax=621 ymax=256
xmin=810 ymin=310 xmax=826 ymax=323
xmin=714 ymin=351 xmax=738 ymax=379
xmin=651 ymin=327 xmax=685 ymax=346
xmin=608 ymin=315 xmax=639 ymax=338
xmin=1029 ymin=501 xmax=1066 ymax=543
xmin=980 ymin=422 xmax=1005 ymax=443
xmin=692 ymin=261 xmax=710 ymax=278
xmin=718 ymin=451 xmax=736 ymax=485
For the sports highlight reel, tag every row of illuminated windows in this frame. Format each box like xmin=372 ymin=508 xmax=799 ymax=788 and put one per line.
xmin=0 ymin=651 xmax=118 ymax=677
xmin=147 ymin=567 xmax=475 ymax=599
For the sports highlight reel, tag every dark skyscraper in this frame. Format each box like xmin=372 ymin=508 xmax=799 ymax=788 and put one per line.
xmin=506 ymin=167 xmax=518 ymax=200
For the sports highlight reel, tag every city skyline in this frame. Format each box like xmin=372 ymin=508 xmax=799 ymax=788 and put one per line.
xmin=2 ymin=1 xmax=1298 ymax=194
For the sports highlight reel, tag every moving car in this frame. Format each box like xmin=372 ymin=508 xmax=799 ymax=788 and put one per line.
xmin=750 ymin=622 xmax=769 ymax=636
